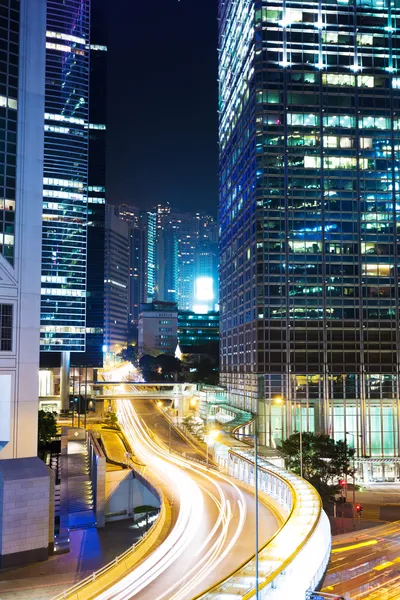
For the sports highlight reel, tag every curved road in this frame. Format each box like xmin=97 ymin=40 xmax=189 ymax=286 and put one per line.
xmin=97 ymin=397 xmax=280 ymax=600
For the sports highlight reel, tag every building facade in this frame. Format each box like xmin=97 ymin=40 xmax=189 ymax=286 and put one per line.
xmin=138 ymin=302 xmax=178 ymax=356
xmin=78 ymin=0 xmax=107 ymax=367
xmin=41 ymin=0 xmax=90 ymax=353
xmin=104 ymin=206 xmax=129 ymax=351
xmin=219 ymin=0 xmax=400 ymax=474
xmin=178 ymin=311 xmax=219 ymax=347
xmin=194 ymin=241 xmax=219 ymax=313
xmin=0 ymin=0 xmax=46 ymax=458
xmin=119 ymin=206 xmax=158 ymax=330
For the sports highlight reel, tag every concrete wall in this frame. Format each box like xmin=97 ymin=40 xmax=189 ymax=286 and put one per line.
xmin=0 ymin=458 xmax=52 ymax=568
xmin=87 ymin=431 xmax=106 ymax=527
xmin=105 ymin=470 xmax=159 ymax=521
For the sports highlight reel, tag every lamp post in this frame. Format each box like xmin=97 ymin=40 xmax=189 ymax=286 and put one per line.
xmin=345 ymin=431 xmax=358 ymax=530
xmin=234 ymin=420 xmax=260 ymax=599
xmin=158 ymin=401 xmax=172 ymax=453
xmin=206 ymin=428 xmax=219 ymax=468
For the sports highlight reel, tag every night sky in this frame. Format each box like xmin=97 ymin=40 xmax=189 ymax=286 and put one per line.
xmin=107 ymin=1 xmax=219 ymax=215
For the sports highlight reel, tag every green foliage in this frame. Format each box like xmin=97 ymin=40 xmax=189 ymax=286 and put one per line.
xmin=38 ymin=410 xmax=57 ymax=447
xmin=118 ymin=345 xmax=138 ymax=365
xmin=182 ymin=415 xmax=206 ymax=441
xmin=278 ymin=432 xmax=356 ymax=506
xmin=139 ymin=353 xmax=182 ymax=382
xmin=105 ymin=411 xmax=119 ymax=428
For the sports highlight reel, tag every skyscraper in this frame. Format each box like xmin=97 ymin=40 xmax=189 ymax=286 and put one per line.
xmin=79 ymin=0 xmax=107 ymax=367
xmin=119 ymin=206 xmax=157 ymax=327
xmin=0 ymin=0 xmax=46 ymax=458
xmin=219 ymin=0 xmax=400 ymax=470
xmin=104 ymin=206 xmax=129 ymax=351
xmin=41 ymin=0 xmax=90 ymax=354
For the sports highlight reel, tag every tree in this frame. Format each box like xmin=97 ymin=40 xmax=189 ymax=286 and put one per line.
xmin=139 ymin=354 xmax=182 ymax=382
xmin=182 ymin=415 xmax=205 ymax=441
xmin=118 ymin=345 xmax=138 ymax=365
xmin=278 ymin=432 xmax=355 ymax=506
xmin=105 ymin=411 xmax=118 ymax=429
xmin=38 ymin=410 xmax=57 ymax=447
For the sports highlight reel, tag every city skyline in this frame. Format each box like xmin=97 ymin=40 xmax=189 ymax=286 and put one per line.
xmin=0 ymin=1 xmax=399 ymax=597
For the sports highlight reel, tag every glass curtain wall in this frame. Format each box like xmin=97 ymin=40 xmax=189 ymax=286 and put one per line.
xmin=219 ymin=0 xmax=400 ymax=462
xmin=41 ymin=0 xmax=90 ymax=352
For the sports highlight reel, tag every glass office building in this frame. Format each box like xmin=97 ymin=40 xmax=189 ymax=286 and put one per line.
xmin=41 ymin=0 xmax=90 ymax=352
xmin=219 ymin=0 xmax=400 ymax=475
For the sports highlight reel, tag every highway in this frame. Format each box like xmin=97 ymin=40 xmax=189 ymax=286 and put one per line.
xmin=95 ymin=396 xmax=280 ymax=600
xmin=323 ymin=521 xmax=400 ymax=599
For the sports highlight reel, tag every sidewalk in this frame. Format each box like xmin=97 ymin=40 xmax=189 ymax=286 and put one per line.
xmin=0 ymin=519 xmax=143 ymax=600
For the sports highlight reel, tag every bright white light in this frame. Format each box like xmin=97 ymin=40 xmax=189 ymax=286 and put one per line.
xmin=102 ymin=345 xmax=108 ymax=353
xmin=193 ymin=304 xmax=209 ymax=314
xmin=195 ymin=276 xmax=214 ymax=302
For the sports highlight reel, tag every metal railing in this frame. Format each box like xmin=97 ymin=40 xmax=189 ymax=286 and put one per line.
xmin=51 ymin=480 xmax=166 ymax=600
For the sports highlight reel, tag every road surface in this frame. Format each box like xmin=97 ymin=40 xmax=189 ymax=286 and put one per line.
xmin=323 ymin=521 xmax=400 ymax=599
xmin=96 ymin=397 xmax=280 ymax=600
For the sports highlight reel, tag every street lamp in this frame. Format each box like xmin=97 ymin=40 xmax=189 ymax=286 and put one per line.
xmin=233 ymin=421 xmax=260 ymax=599
xmin=157 ymin=400 xmax=172 ymax=453
xmin=206 ymin=428 xmax=219 ymax=468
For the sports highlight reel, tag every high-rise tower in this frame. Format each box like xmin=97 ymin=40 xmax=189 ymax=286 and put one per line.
xmin=0 ymin=0 xmax=46 ymax=458
xmin=41 ymin=0 xmax=90 ymax=354
xmin=219 ymin=0 xmax=400 ymax=468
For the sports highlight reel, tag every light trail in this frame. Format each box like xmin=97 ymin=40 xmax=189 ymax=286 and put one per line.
xmin=332 ymin=540 xmax=379 ymax=554
xmin=95 ymin=397 xmax=250 ymax=600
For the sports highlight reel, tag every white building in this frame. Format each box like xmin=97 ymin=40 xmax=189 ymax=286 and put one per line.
xmin=0 ymin=0 xmax=46 ymax=459
xmin=138 ymin=302 xmax=178 ymax=356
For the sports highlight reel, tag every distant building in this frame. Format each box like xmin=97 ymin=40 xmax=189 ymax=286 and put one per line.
xmin=178 ymin=312 xmax=219 ymax=347
xmin=194 ymin=241 xmax=219 ymax=313
xmin=104 ymin=206 xmax=129 ymax=352
xmin=123 ymin=210 xmax=157 ymax=327
xmin=138 ymin=302 xmax=178 ymax=356
xmin=156 ymin=218 xmax=179 ymax=304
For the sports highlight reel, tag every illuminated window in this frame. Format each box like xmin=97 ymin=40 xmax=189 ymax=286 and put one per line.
xmin=288 ymin=113 xmax=319 ymax=126
xmin=359 ymin=116 xmax=390 ymax=129
xmin=290 ymin=241 xmax=322 ymax=253
xmin=362 ymin=264 xmax=392 ymax=277
xmin=280 ymin=8 xmax=302 ymax=26
xmin=323 ymin=115 xmax=355 ymax=128
xmin=46 ymin=30 xmax=85 ymax=45
xmin=0 ymin=95 xmax=17 ymax=110
xmin=360 ymin=137 xmax=373 ymax=149
xmin=322 ymin=32 xmax=339 ymax=44
xmin=357 ymin=34 xmax=373 ymax=46
xmin=46 ymin=42 xmax=71 ymax=53
xmin=323 ymin=73 xmax=355 ymax=86
xmin=358 ymin=75 xmax=374 ymax=88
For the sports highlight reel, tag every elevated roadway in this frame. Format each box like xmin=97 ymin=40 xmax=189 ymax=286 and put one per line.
xmin=92 ymin=396 xmax=280 ymax=600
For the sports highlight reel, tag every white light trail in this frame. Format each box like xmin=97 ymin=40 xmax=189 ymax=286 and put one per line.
xmin=95 ymin=397 xmax=248 ymax=600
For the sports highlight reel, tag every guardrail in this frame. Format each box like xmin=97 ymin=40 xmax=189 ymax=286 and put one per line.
xmin=51 ymin=480 xmax=169 ymax=600
xmin=196 ymin=422 xmax=331 ymax=599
